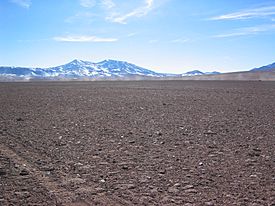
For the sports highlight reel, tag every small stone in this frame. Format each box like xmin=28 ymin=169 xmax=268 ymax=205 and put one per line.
xmin=41 ymin=166 xmax=55 ymax=171
xmin=205 ymin=201 xmax=215 ymax=206
xmin=183 ymin=185 xmax=194 ymax=190
xmin=65 ymin=178 xmax=86 ymax=185
xmin=204 ymin=130 xmax=217 ymax=135
xmin=14 ymin=191 xmax=30 ymax=198
xmin=0 ymin=168 xmax=6 ymax=176
xmin=19 ymin=169 xmax=29 ymax=176
xmin=16 ymin=117 xmax=23 ymax=121
xmin=199 ymin=162 xmax=203 ymax=166
xmin=126 ymin=184 xmax=136 ymax=189
xmin=159 ymin=169 xmax=166 ymax=174
xmin=185 ymin=189 xmax=197 ymax=193
xmin=150 ymin=187 xmax=158 ymax=194
xmin=122 ymin=165 xmax=129 ymax=170
xmin=156 ymin=131 xmax=162 ymax=136
xmin=100 ymin=179 xmax=106 ymax=183
xmin=168 ymin=186 xmax=179 ymax=193
xmin=95 ymin=187 xmax=105 ymax=193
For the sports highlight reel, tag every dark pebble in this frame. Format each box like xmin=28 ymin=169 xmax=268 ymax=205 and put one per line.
xmin=19 ymin=169 xmax=29 ymax=176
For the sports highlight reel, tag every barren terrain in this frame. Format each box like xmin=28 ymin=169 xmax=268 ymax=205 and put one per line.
xmin=0 ymin=81 xmax=274 ymax=205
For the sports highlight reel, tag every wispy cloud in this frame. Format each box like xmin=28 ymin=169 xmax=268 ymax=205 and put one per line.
xmin=65 ymin=12 xmax=97 ymax=23
xmin=171 ymin=38 xmax=190 ymax=43
xmin=53 ymin=35 xmax=118 ymax=42
xmin=79 ymin=0 xmax=96 ymax=8
xmin=149 ymin=39 xmax=159 ymax=44
xmin=107 ymin=0 xmax=155 ymax=24
xmin=210 ymin=6 xmax=275 ymax=20
xmin=10 ymin=0 xmax=31 ymax=8
xmin=101 ymin=0 xmax=115 ymax=9
xmin=213 ymin=24 xmax=275 ymax=38
xmin=213 ymin=32 xmax=250 ymax=38
xmin=126 ymin=32 xmax=138 ymax=37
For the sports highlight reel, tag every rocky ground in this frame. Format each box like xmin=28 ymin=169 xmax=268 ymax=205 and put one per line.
xmin=0 ymin=80 xmax=274 ymax=206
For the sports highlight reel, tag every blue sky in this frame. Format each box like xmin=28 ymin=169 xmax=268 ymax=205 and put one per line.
xmin=0 ymin=0 xmax=275 ymax=73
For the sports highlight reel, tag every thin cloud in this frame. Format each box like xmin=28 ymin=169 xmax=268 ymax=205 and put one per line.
xmin=171 ymin=38 xmax=190 ymax=43
xmin=101 ymin=0 xmax=115 ymax=9
xmin=210 ymin=6 xmax=275 ymax=20
xmin=53 ymin=35 xmax=118 ymax=42
xmin=65 ymin=12 xmax=97 ymax=23
xmin=213 ymin=32 xmax=249 ymax=38
xmin=126 ymin=32 xmax=138 ymax=37
xmin=79 ymin=0 xmax=96 ymax=8
xmin=10 ymin=0 xmax=31 ymax=8
xmin=107 ymin=0 xmax=155 ymax=24
xmin=149 ymin=39 xmax=159 ymax=44
xmin=213 ymin=24 xmax=275 ymax=38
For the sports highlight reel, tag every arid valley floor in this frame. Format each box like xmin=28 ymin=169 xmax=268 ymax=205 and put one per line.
xmin=0 ymin=81 xmax=274 ymax=205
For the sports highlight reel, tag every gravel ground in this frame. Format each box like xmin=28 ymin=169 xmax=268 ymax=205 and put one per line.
xmin=0 ymin=80 xmax=274 ymax=206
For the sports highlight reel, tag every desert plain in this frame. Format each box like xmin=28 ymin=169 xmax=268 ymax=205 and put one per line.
xmin=0 ymin=80 xmax=274 ymax=205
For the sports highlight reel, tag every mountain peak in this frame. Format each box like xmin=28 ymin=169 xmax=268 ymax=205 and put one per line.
xmin=70 ymin=59 xmax=85 ymax=64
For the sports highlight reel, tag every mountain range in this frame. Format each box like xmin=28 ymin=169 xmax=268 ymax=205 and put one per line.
xmin=0 ymin=59 xmax=274 ymax=81
xmin=0 ymin=59 xmax=220 ymax=80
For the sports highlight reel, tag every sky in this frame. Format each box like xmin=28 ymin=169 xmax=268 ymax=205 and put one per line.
xmin=0 ymin=0 xmax=275 ymax=73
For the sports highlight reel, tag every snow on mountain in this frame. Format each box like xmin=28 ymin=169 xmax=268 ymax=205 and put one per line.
xmin=181 ymin=70 xmax=220 ymax=76
xmin=251 ymin=62 xmax=275 ymax=72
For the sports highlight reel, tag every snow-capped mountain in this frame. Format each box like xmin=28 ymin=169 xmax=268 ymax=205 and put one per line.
xmin=0 ymin=59 xmax=164 ymax=80
xmin=251 ymin=62 xmax=275 ymax=72
xmin=182 ymin=70 xmax=220 ymax=76
xmin=0 ymin=59 xmax=223 ymax=80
